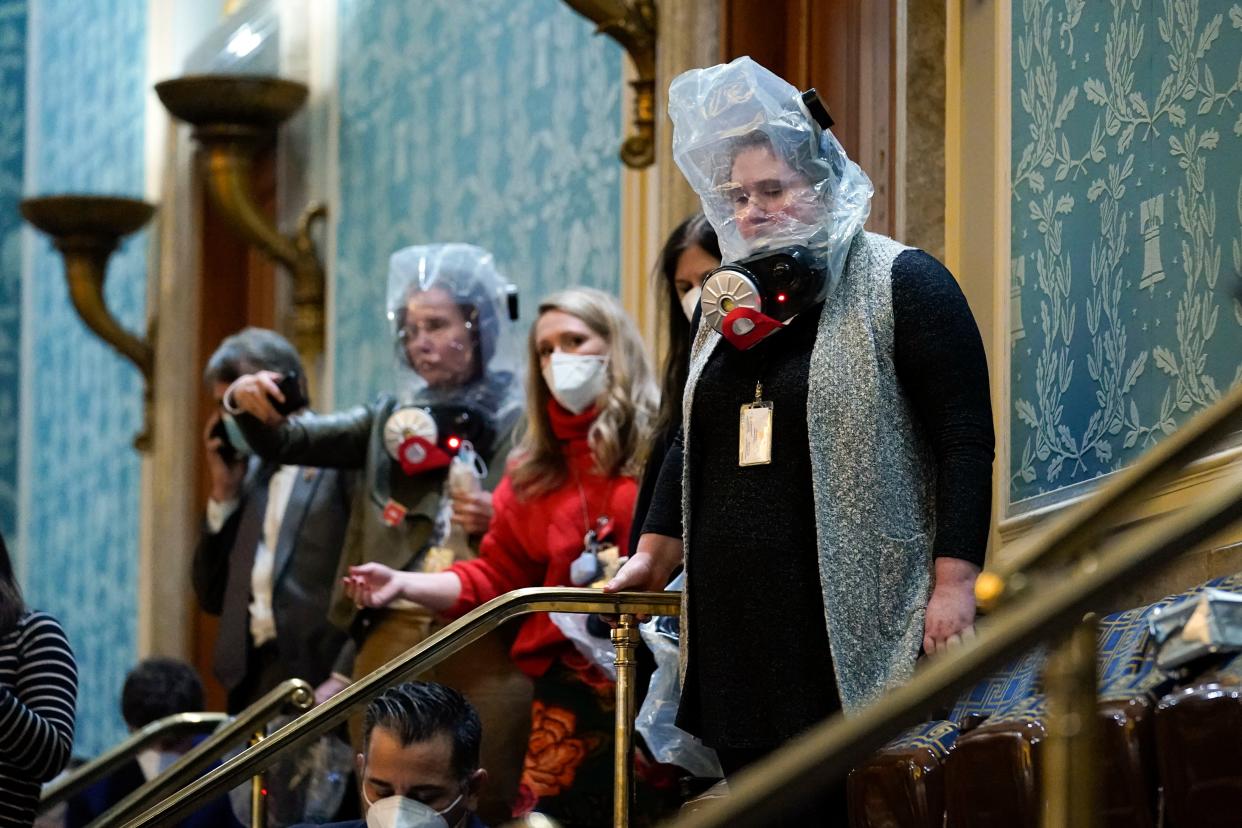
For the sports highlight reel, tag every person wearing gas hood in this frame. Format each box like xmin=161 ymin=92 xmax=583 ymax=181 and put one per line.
xmin=343 ymin=288 xmax=678 ymax=823
xmin=605 ymin=57 xmax=995 ymax=808
xmin=224 ymin=244 xmax=531 ymax=820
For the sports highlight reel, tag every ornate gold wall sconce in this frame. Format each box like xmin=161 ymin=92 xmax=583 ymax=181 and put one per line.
xmin=20 ymin=195 xmax=157 ymax=450
xmin=564 ymin=0 xmax=657 ymax=168
xmin=154 ymin=74 xmax=326 ymax=365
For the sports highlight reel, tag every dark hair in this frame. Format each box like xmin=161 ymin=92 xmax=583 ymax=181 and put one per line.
xmin=727 ymin=127 xmax=842 ymax=186
xmin=121 ymin=658 xmax=205 ymax=729
xmin=203 ymin=327 xmax=303 ymax=387
xmin=655 ymin=214 xmax=720 ymax=435
xmin=363 ymin=681 xmax=481 ymax=780
xmin=0 ymin=533 xmax=25 ymax=633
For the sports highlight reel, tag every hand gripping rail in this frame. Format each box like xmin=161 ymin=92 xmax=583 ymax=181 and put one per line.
xmin=39 ymin=712 xmax=228 ymax=810
xmin=669 ymin=375 xmax=1242 ymax=827
xmin=90 ymin=679 xmax=314 ymax=828
xmin=114 ymin=588 xmax=680 ymax=828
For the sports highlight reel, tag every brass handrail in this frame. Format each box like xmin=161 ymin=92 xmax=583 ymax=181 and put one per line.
xmin=669 ymin=377 xmax=1242 ymax=826
xmin=116 ymin=589 xmax=680 ymax=828
xmin=975 ymin=378 xmax=1242 ymax=611
xmin=669 ymin=460 xmax=1242 ymax=825
xmin=90 ymin=679 xmax=313 ymax=828
xmin=39 ymin=712 xmax=227 ymax=810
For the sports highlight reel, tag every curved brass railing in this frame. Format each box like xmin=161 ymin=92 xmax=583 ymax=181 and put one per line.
xmin=91 ymin=679 xmax=313 ymax=828
xmin=39 ymin=712 xmax=228 ymax=810
xmin=113 ymin=589 xmax=680 ymax=828
xmin=669 ymin=378 xmax=1242 ymax=826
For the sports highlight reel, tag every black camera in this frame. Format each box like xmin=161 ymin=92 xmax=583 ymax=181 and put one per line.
xmin=272 ymin=371 xmax=309 ymax=416
xmin=700 ymin=245 xmax=825 ymax=332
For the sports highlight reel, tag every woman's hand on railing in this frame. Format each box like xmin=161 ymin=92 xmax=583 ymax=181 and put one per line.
xmin=604 ymin=533 xmax=683 ymax=593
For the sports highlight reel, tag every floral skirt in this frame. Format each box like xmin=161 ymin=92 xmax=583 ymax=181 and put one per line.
xmin=513 ymin=652 xmax=681 ymax=826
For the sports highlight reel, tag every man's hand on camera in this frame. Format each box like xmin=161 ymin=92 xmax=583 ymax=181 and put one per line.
xmin=224 ymin=371 xmax=287 ymax=426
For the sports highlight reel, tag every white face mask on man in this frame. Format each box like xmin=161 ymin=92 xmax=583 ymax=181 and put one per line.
xmin=542 ymin=351 xmax=610 ymax=415
xmin=364 ymin=792 xmax=464 ymax=828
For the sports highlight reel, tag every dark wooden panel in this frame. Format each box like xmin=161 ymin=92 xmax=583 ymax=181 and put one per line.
xmin=720 ymin=0 xmax=895 ymax=236
xmin=191 ymin=145 xmax=278 ymax=712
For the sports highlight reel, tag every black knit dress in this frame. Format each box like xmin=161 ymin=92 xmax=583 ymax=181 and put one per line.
xmin=643 ymin=248 xmax=995 ymax=753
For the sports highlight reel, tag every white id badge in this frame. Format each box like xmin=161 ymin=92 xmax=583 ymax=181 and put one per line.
xmin=739 ymin=401 xmax=774 ymax=466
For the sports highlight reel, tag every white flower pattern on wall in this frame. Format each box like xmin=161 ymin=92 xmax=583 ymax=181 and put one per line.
xmin=1011 ymin=0 xmax=1242 ymax=507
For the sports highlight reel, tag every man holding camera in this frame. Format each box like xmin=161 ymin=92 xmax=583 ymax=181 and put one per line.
xmin=193 ymin=328 xmax=356 ymax=713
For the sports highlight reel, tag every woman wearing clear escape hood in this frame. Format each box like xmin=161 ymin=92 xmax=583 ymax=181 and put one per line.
xmin=224 ymin=243 xmax=531 ymax=818
xmin=344 ymin=288 xmax=679 ymax=823
xmin=605 ymin=57 xmax=995 ymax=813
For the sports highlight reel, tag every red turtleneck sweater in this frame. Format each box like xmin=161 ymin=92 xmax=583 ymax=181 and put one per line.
xmin=446 ymin=401 xmax=638 ymax=678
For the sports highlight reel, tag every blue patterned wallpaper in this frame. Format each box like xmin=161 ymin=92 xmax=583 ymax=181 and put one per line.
xmin=22 ymin=0 xmax=148 ymax=755
xmin=0 ymin=1 xmax=25 ymax=543
xmin=332 ymin=0 xmax=623 ymax=405
xmin=1010 ymin=0 xmax=1242 ymax=510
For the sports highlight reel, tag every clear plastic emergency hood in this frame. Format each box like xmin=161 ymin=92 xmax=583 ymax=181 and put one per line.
xmin=668 ymin=56 xmax=874 ymax=294
xmin=385 ymin=243 xmax=523 ymax=425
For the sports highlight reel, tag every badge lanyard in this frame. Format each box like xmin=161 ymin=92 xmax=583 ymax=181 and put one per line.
xmin=739 ymin=380 xmax=774 ymax=466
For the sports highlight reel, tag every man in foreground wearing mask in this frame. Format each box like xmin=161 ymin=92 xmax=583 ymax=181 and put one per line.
xmin=607 ymin=57 xmax=995 ymax=818
xmin=194 ymin=327 xmax=356 ymax=713
xmin=294 ymin=681 xmax=489 ymax=828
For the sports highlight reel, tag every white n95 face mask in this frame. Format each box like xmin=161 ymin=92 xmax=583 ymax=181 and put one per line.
xmin=680 ymin=286 xmax=702 ymax=323
xmin=365 ymin=792 xmax=463 ymax=828
xmin=542 ymin=352 xmax=610 ymax=415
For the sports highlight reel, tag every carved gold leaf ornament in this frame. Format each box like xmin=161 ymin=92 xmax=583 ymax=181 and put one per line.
xmin=561 ymin=0 xmax=657 ymax=168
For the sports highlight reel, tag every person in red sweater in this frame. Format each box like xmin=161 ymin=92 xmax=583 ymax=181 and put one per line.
xmin=345 ymin=287 xmax=668 ymax=823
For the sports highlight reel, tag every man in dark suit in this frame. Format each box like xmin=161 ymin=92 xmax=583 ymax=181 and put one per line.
xmin=293 ymin=681 xmax=490 ymax=828
xmin=193 ymin=328 xmax=355 ymax=713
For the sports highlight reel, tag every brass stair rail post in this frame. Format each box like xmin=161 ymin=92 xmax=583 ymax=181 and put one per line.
xmin=249 ymin=729 xmax=267 ymax=828
xmin=91 ymin=678 xmax=313 ymax=828
xmin=1041 ymin=616 xmax=1100 ymax=828
xmin=668 ymin=463 xmax=1242 ymax=826
xmin=39 ymin=713 xmax=228 ymax=811
xmin=114 ymin=589 xmax=681 ymax=828
xmin=612 ymin=613 xmax=640 ymax=827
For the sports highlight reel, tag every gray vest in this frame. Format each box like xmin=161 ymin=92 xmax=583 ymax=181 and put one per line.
xmin=681 ymin=231 xmax=935 ymax=714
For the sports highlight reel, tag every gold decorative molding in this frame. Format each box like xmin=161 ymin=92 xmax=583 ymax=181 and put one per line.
xmin=563 ymin=0 xmax=657 ymax=168
xmin=155 ymin=75 xmax=327 ymax=367
xmin=20 ymin=195 xmax=158 ymax=450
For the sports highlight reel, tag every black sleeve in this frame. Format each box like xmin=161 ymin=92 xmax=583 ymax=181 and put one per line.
xmin=191 ymin=505 xmax=243 ymax=616
xmin=236 ymin=404 xmax=375 ymax=469
xmin=640 ymin=427 xmax=685 ymax=539
xmin=891 ymin=249 xmax=995 ymax=568
xmin=630 ymin=424 xmax=677 ymax=557
xmin=0 ymin=614 xmax=77 ymax=781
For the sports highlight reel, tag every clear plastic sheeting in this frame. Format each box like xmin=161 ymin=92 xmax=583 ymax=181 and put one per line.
xmin=183 ymin=0 xmax=281 ymax=76
xmin=549 ymin=612 xmax=617 ymax=680
xmin=227 ymin=721 xmax=353 ymax=826
xmin=668 ymin=56 xmax=873 ymax=291
xmin=385 ymin=243 xmax=524 ymax=424
xmin=635 ymin=575 xmax=723 ymax=779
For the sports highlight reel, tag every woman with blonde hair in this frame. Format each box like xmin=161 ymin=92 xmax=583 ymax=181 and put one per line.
xmin=345 ymin=287 xmax=673 ymax=822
